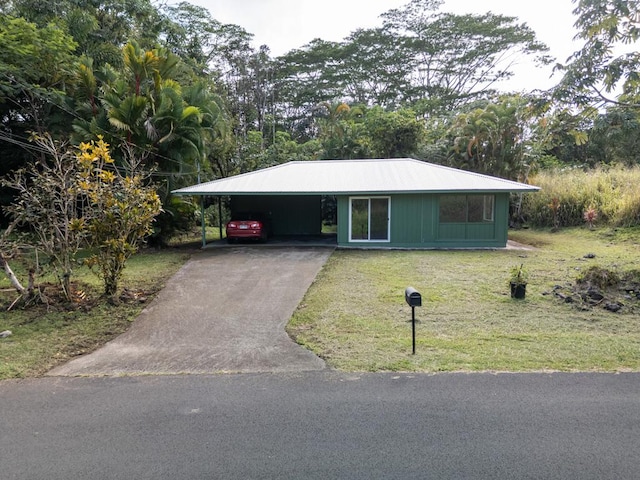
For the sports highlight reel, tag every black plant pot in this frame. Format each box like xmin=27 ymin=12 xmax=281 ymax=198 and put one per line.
xmin=510 ymin=282 xmax=527 ymax=299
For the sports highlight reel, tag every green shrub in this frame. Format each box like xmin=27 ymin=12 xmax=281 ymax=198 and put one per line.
xmin=150 ymin=196 xmax=198 ymax=247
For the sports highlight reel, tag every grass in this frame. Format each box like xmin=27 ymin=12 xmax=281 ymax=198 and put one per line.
xmin=167 ymin=225 xmax=224 ymax=247
xmin=0 ymin=224 xmax=227 ymax=380
xmin=524 ymin=166 xmax=640 ymax=227
xmin=0 ymin=247 xmax=191 ymax=380
xmin=0 ymin=225 xmax=225 ymax=380
xmin=2 ymin=226 xmax=639 ymax=379
xmin=288 ymin=227 xmax=640 ymax=373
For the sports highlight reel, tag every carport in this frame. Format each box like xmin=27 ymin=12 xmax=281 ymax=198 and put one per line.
xmin=230 ymin=194 xmax=323 ymax=236
xmin=172 ymin=158 xmax=539 ymax=249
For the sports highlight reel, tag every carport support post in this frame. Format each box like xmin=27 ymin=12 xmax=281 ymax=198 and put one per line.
xmin=201 ymin=196 xmax=206 ymax=248
xmin=218 ymin=196 xmax=223 ymax=240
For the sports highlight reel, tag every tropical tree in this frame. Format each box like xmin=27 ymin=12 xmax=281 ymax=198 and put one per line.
xmin=0 ymin=15 xmax=77 ymax=174
xmin=555 ymin=0 xmax=640 ymax=108
xmin=276 ymin=39 xmax=344 ymax=126
xmin=314 ymin=102 xmax=371 ymax=159
xmin=70 ymin=41 xmax=229 ymax=244
xmin=72 ymin=41 xmax=227 ymax=173
xmin=587 ymin=107 xmax=640 ymax=165
xmin=161 ymin=1 xmax=223 ymax=76
xmin=315 ymin=102 xmax=355 ymax=139
xmin=7 ymin=0 xmax=166 ymax=66
xmin=338 ymin=28 xmax=414 ymax=108
xmin=365 ymin=107 xmax=426 ymax=158
xmin=311 ymin=102 xmax=426 ymax=160
xmin=446 ymin=95 xmax=543 ymax=181
xmin=381 ymin=0 xmax=551 ymax=113
xmin=163 ymin=1 xmax=277 ymax=139
xmin=275 ymin=0 xmax=550 ymax=121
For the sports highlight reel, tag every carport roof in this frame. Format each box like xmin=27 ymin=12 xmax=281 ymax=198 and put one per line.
xmin=172 ymin=158 xmax=539 ymax=196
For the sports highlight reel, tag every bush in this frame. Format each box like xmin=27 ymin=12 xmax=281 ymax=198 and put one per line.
xmin=149 ymin=196 xmax=198 ymax=247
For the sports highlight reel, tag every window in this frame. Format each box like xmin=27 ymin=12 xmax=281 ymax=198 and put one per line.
xmin=349 ymin=197 xmax=390 ymax=242
xmin=351 ymin=199 xmax=369 ymax=240
xmin=439 ymin=195 xmax=467 ymax=222
xmin=483 ymin=195 xmax=494 ymax=222
xmin=439 ymin=195 xmax=495 ymax=223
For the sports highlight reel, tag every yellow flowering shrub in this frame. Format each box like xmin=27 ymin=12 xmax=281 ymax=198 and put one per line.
xmin=77 ymin=137 xmax=161 ymax=296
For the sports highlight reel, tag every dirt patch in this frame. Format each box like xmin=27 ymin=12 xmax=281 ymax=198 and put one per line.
xmin=506 ymin=240 xmax=537 ymax=251
xmin=548 ymin=266 xmax=640 ymax=314
xmin=1 ymin=281 xmax=152 ymax=317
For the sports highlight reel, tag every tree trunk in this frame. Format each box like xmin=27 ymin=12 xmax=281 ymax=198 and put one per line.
xmin=0 ymin=251 xmax=26 ymax=294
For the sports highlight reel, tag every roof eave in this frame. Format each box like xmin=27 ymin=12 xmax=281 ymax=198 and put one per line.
xmin=172 ymin=188 xmax=541 ymax=196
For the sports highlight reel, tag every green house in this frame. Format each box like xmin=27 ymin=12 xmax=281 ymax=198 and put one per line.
xmin=172 ymin=158 xmax=539 ymax=248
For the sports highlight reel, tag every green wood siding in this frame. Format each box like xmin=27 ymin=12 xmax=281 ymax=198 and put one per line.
xmin=337 ymin=193 xmax=509 ymax=248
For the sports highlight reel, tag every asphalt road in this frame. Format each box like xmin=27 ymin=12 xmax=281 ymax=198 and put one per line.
xmin=2 ymin=371 xmax=639 ymax=479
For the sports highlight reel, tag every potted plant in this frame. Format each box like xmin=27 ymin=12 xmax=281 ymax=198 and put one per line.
xmin=509 ymin=264 xmax=528 ymax=299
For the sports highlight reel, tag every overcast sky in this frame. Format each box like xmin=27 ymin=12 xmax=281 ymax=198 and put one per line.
xmin=190 ymin=0 xmax=580 ymax=92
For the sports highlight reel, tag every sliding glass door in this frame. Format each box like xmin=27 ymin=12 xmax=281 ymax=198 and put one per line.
xmin=349 ymin=197 xmax=390 ymax=242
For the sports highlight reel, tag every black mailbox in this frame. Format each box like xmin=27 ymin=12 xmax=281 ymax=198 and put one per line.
xmin=405 ymin=287 xmax=422 ymax=307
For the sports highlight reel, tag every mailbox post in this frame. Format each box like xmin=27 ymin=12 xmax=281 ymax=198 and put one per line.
xmin=405 ymin=287 xmax=422 ymax=354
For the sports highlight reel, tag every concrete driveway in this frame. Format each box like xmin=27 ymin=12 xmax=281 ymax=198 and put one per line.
xmin=48 ymin=247 xmax=333 ymax=376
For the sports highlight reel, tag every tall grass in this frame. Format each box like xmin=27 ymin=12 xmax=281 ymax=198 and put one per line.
xmin=522 ymin=166 xmax=640 ymax=228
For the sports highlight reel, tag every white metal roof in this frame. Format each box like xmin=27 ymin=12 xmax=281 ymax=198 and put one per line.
xmin=172 ymin=158 xmax=539 ymax=196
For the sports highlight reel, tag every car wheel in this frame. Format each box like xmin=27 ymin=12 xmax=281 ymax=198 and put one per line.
xmin=227 ymin=237 xmax=236 ymax=244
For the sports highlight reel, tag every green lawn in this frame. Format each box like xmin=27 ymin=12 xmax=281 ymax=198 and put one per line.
xmin=287 ymin=227 xmax=640 ymax=372
xmin=0 ymin=225 xmax=226 ymax=380
xmin=0 ymin=249 xmax=191 ymax=379
xmin=2 ymin=226 xmax=639 ymax=379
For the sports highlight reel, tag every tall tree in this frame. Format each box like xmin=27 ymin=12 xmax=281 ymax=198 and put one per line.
xmin=276 ymin=0 xmax=550 ymax=118
xmin=446 ymin=95 xmax=543 ymax=181
xmin=8 ymin=0 xmax=165 ymax=66
xmin=382 ymin=0 xmax=551 ymax=113
xmin=70 ymin=41 xmax=229 ymax=243
xmin=587 ymin=107 xmax=640 ymax=165
xmin=339 ymin=28 xmax=414 ymax=108
xmin=72 ymin=41 xmax=227 ymax=175
xmin=555 ymin=0 xmax=640 ymax=108
xmin=0 ymin=14 xmax=78 ymax=211
xmin=276 ymin=39 xmax=347 ymax=128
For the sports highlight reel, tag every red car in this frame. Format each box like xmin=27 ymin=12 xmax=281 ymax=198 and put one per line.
xmin=226 ymin=212 xmax=270 ymax=243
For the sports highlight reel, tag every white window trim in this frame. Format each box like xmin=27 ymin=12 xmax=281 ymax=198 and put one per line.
xmin=348 ymin=196 xmax=391 ymax=243
xmin=438 ymin=194 xmax=496 ymax=224
xmin=483 ymin=195 xmax=495 ymax=222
